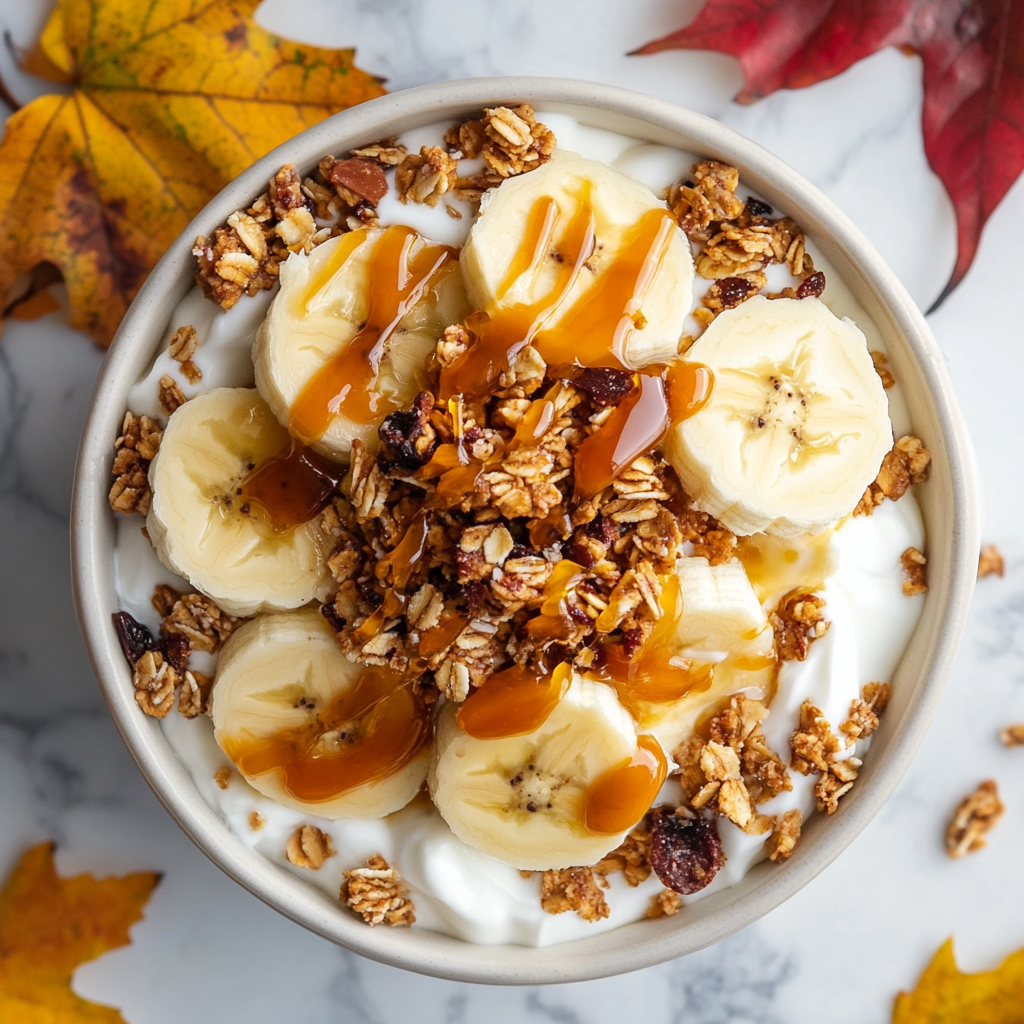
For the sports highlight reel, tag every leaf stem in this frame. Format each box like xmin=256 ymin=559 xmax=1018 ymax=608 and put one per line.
xmin=0 ymin=46 xmax=22 ymax=112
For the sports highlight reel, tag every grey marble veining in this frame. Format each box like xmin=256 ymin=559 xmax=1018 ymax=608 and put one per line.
xmin=3 ymin=0 xmax=1024 ymax=1020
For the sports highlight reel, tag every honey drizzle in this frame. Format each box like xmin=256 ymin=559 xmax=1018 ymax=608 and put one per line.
xmin=298 ymin=228 xmax=369 ymax=315
xmin=291 ymin=226 xmax=455 ymax=442
xmin=582 ymin=734 xmax=667 ymax=836
xmin=238 ymin=438 xmax=344 ymax=532
xmin=225 ymin=667 xmax=430 ymax=803
xmin=456 ymin=663 xmax=572 ymax=739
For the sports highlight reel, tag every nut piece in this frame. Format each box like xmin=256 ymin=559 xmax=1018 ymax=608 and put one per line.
xmin=177 ymin=669 xmax=213 ymax=719
xmin=765 ymin=809 xmax=802 ymax=862
xmin=109 ymin=412 xmax=162 ymax=515
xmin=856 ymin=436 xmax=931 ymax=516
xmin=286 ymin=825 xmax=336 ymax=870
xmin=978 ymin=544 xmax=1005 ymax=579
xmin=870 ymin=350 xmax=895 ymax=389
xmin=342 ymin=854 xmax=415 ymax=926
xmin=945 ymin=780 xmax=1004 ymax=858
xmin=900 ymin=547 xmax=928 ymax=595
xmin=840 ymin=681 xmax=891 ymax=744
xmin=539 ymin=866 xmax=609 ymax=922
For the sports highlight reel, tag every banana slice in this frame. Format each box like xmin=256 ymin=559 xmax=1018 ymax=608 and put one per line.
xmin=254 ymin=226 xmax=470 ymax=461
xmin=605 ymin=557 xmax=775 ymax=753
xmin=147 ymin=387 xmax=334 ymax=617
xmin=459 ymin=154 xmax=694 ymax=369
xmin=429 ymin=673 xmax=660 ymax=870
xmin=666 ymin=295 xmax=891 ymax=537
xmin=212 ymin=607 xmax=431 ymax=818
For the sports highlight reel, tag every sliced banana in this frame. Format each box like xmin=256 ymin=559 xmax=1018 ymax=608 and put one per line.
xmin=254 ymin=226 xmax=470 ymax=462
xmin=212 ymin=607 xmax=431 ymax=818
xmin=429 ymin=674 xmax=647 ymax=870
xmin=615 ymin=557 xmax=775 ymax=753
xmin=459 ymin=154 xmax=694 ymax=369
xmin=147 ymin=387 xmax=334 ymax=617
xmin=666 ymin=296 xmax=891 ymax=537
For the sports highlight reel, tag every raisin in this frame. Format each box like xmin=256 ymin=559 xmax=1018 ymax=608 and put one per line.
xmin=358 ymin=582 xmax=385 ymax=610
xmin=620 ymin=626 xmax=645 ymax=660
xmin=462 ymin=580 xmax=487 ymax=616
xmin=712 ymin=276 xmax=759 ymax=308
xmin=795 ymin=271 xmax=825 ymax=298
xmin=650 ymin=806 xmax=725 ymax=894
xmin=586 ymin=514 xmax=619 ymax=546
xmin=321 ymin=602 xmax=346 ymax=632
xmin=112 ymin=611 xmax=155 ymax=667
xmin=157 ymin=633 xmax=191 ymax=672
xmin=571 ymin=367 xmax=635 ymax=405
xmin=745 ymin=198 xmax=773 ymax=219
xmin=378 ymin=392 xmax=438 ymax=471
xmin=509 ymin=544 xmax=541 ymax=560
xmin=563 ymin=540 xmax=596 ymax=568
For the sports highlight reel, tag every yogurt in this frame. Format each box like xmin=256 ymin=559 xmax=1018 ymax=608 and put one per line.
xmin=114 ymin=115 xmax=926 ymax=946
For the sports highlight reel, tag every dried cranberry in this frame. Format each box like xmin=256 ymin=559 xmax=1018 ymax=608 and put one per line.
xmin=571 ymin=367 xmax=635 ymax=405
xmin=509 ymin=544 xmax=541 ymax=560
xmin=378 ymin=392 xmax=438 ymax=471
xmin=745 ymin=198 xmax=773 ymax=219
xmin=112 ymin=611 xmax=155 ymax=667
xmin=650 ymin=806 xmax=725 ymax=894
xmin=462 ymin=580 xmax=487 ymax=616
xmin=795 ymin=271 xmax=826 ymax=298
xmin=358 ymin=582 xmax=385 ymax=610
xmin=563 ymin=540 xmax=596 ymax=568
xmin=620 ymin=626 xmax=645 ymax=660
xmin=586 ymin=515 xmax=619 ymax=546
xmin=157 ymin=633 xmax=191 ymax=672
xmin=321 ymin=602 xmax=346 ymax=632
xmin=715 ymin=276 xmax=759 ymax=308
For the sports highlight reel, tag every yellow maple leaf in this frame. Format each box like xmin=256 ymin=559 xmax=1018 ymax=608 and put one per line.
xmin=0 ymin=0 xmax=385 ymax=346
xmin=0 ymin=841 xmax=160 ymax=1023
xmin=893 ymin=938 xmax=1024 ymax=1024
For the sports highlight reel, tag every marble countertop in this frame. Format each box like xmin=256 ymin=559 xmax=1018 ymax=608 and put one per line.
xmin=2 ymin=0 xmax=1023 ymax=1020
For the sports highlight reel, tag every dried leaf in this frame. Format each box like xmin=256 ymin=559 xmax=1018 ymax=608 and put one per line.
xmin=0 ymin=841 xmax=160 ymax=1022
xmin=631 ymin=0 xmax=1024 ymax=308
xmin=892 ymin=938 xmax=1024 ymax=1024
xmin=0 ymin=0 xmax=385 ymax=346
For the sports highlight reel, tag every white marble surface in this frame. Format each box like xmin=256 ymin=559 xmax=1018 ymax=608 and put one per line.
xmin=2 ymin=0 xmax=1023 ymax=1020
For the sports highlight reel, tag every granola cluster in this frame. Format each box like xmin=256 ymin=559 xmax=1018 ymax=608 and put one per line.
xmin=789 ymin=682 xmax=891 ymax=814
xmin=771 ymin=591 xmax=830 ymax=662
xmin=674 ymin=696 xmax=792 ymax=843
xmin=109 ymin=412 xmax=162 ymax=515
xmin=945 ymin=780 xmax=1004 ymax=858
xmin=285 ymin=825 xmax=336 ymax=870
xmin=669 ymin=161 xmax=824 ymax=328
xmin=341 ymin=854 xmax=416 ymax=926
xmin=317 ymin=367 xmax=734 ymax=703
xmin=539 ymin=866 xmax=609 ymax=922
xmin=113 ymin=585 xmax=244 ymax=718
xmin=855 ymin=435 xmax=931 ymax=516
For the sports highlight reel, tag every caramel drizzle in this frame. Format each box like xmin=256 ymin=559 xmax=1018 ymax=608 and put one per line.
xmin=225 ymin=666 xmax=430 ymax=803
xmin=291 ymin=225 xmax=455 ymax=443
xmin=582 ymin=734 xmax=667 ymax=836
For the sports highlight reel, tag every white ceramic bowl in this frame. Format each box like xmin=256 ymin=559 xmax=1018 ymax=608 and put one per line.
xmin=71 ymin=77 xmax=978 ymax=984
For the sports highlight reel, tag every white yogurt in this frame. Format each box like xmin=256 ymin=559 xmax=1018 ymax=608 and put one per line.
xmin=113 ymin=116 xmax=926 ymax=946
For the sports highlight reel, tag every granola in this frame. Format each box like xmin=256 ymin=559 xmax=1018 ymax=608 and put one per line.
xmin=539 ymin=866 xmax=609 ymax=922
xmin=999 ymin=724 xmax=1024 ymax=747
xmin=445 ymin=105 xmax=555 ymax=180
xmin=109 ymin=412 xmax=162 ymax=515
xmin=945 ymin=780 xmax=1004 ymax=858
xmin=592 ymin=821 xmax=653 ymax=887
xmin=900 ymin=547 xmax=928 ymax=596
xmin=770 ymin=591 xmax=830 ymax=662
xmin=342 ymin=854 xmax=416 ymax=926
xmin=978 ymin=544 xmax=1005 ymax=579
xmin=855 ymin=435 xmax=931 ymax=515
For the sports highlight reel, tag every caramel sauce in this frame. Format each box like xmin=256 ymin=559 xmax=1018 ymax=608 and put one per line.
xmin=524 ymin=559 xmax=587 ymax=642
xmin=572 ymin=362 xmax=713 ymax=501
xmin=418 ymin=614 xmax=469 ymax=656
xmin=439 ymin=190 xmax=597 ymax=402
xmin=226 ymin=667 xmax=430 ymax=803
xmin=736 ymin=530 xmax=833 ymax=605
xmin=496 ymin=195 xmax=558 ymax=298
xmin=582 ymin=733 xmax=667 ymax=835
xmin=532 ymin=208 xmax=676 ymax=369
xmin=291 ymin=226 xmax=454 ymax=442
xmin=594 ymin=576 xmax=714 ymax=713
xmin=239 ymin=438 xmax=343 ymax=532
xmin=379 ymin=513 xmax=429 ymax=590
xmin=456 ymin=663 xmax=572 ymax=739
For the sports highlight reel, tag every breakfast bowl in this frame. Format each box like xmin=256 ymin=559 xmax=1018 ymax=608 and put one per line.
xmin=71 ymin=77 xmax=978 ymax=984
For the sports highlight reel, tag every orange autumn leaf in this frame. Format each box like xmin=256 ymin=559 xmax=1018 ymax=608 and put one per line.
xmin=0 ymin=0 xmax=385 ymax=347
xmin=0 ymin=841 xmax=160 ymax=1023
xmin=893 ymin=938 xmax=1024 ymax=1024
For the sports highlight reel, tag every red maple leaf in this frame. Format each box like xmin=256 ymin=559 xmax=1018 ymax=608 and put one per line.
xmin=632 ymin=0 xmax=1024 ymax=310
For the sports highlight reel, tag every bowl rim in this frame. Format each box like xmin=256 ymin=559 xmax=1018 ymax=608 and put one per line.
xmin=71 ymin=75 xmax=978 ymax=985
